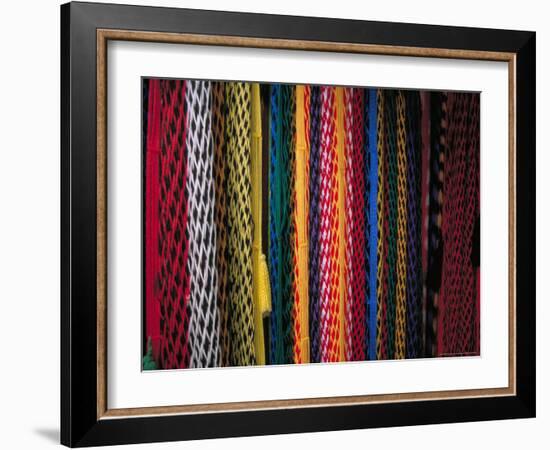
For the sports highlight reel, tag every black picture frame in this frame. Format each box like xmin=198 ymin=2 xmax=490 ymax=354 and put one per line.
xmin=61 ymin=1 xmax=535 ymax=447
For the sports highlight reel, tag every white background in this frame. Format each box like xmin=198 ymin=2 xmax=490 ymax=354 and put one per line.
xmin=0 ymin=0 xmax=546 ymax=449
xmin=108 ymin=41 xmax=509 ymax=409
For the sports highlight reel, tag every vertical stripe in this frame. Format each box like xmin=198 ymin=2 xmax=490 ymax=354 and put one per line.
xmin=425 ymin=92 xmax=446 ymax=358
xmin=186 ymin=80 xmax=220 ymax=368
xmin=336 ymin=87 xmax=346 ymax=362
xmin=394 ymin=91 xmax=408 ymax=359
xmin=419 ymin=91 xmax=431 ymax=357
xmin=308 ymin=87 xmax=322 ymax=363
xmin=405 ymin=91 xmax=423 ymax=358
xmin=281 ymin=85 xmax=296 ymax=364
xmin=437 ymin=93 xmax=480 ymax=356
xmin=159 ymin=79 xmax=191 ymax=369
xmin=251 ymin=83 xmax=271 ymax=365
xmin=269 ymin=85 xmax=284 ymax=364
xmin=384 ymin=90 xmax=398 ymax=359
xmin=302 ymin=86 xmax=311 ymax=363
xmin=212 ymin=82 xmax=230 ymax=366
xmin=293 ymin=85 xmax=310 ymax=363
xmin=368 ymin=88 xmax=379 ymax=360
xmin=376 ymin=90 xmax=388 ymax=360
xmin=145 ymin=78 xmax=161 ymax=364
xmin=227 ymin=82 xmax=255 ymax=366
xmin=344 ymin=88 xmax=367 ymax=361
xmin=319 ymin=86 xmax=339 ymax=362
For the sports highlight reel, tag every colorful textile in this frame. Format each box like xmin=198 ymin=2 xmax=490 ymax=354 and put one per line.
xmin=143 ymin=79 xmax=480 ymax=369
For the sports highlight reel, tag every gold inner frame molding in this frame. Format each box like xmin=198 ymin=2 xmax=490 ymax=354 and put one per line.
xmin=96 ymin=28 xmax=517 ymax=420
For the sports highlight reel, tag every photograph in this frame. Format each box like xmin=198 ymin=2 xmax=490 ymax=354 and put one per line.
xmin=142 ymin=79 xmax=481 ymax=370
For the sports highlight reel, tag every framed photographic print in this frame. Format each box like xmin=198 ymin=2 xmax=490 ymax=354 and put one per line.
xmin=60 ymin=1 xmax=536 ymax=447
